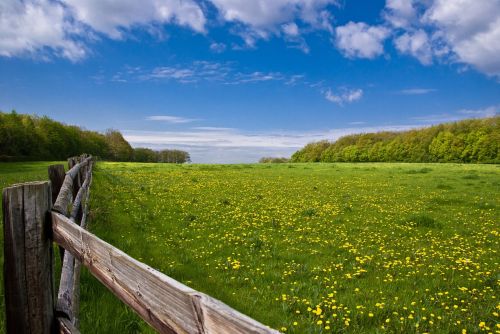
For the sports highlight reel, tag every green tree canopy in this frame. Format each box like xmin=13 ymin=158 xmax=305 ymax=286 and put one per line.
xmin=291 ymin=116 xmax=499 ymax=163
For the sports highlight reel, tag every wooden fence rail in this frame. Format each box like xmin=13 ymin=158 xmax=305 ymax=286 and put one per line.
xmin=2 ymin=155 xmax=279 ymax=334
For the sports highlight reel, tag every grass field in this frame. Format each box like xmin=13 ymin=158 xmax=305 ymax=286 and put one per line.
xmin=1 ymin=162 xmax=499 ymax=333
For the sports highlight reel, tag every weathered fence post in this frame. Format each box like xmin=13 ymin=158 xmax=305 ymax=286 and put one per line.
xmin=2 ymin=181 xmax=55 ymax=334
xmin=49 ymin=164 xmax=67 ymax=261
xmin=48 ymin=164 xmax=66 ymax=205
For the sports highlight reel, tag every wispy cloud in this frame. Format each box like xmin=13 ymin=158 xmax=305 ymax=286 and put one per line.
xmin=411 ymin=105 xmax=499 ymax=124
xmin=139 ymin=61 xmax=233 ymax=84
xmin=324 ymin=88 xmax=363 ymax=105
xmin=191 ymin=126 xmax=235 ymax=131
xmin=411 ymin=113 xmax=461 ymax=123
xmin=230 ymin=71 xmax=286 ymax=84
xmin=122 ymin=124 xmax=417 ymax=163
xmin=398 ymin=88 xmax=437 ymax=95
xmin=209 ymin=42 xmax=226 ymax=53
xmin=146 ymin=115 xmax=200 ymax=123
xmin=458 ymin=105 xmax=499 ymax=117
xmin=108 ymin=61 xmax=304 ymax=87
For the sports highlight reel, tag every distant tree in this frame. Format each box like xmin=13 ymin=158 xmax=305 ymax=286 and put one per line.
xmin=291 ymin=116 xmax=499 ymax=164
xmin=133 ymin=148 xmax=158 ymax=162
xmin=291 ymin=140 xmax=330 ymax=162
xmin=158 ymin=149 xmax=191 ymax=163
xmin=259 ymin=157 xmax=290 ymax=163
xmin=105 ymin=130 xmax=133 ymax=161
xmin=1 ymin=111 xmax=186 ymax=162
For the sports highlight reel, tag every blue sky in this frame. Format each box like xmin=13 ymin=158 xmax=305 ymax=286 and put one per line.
xmin=1 ymin=0 xmax=499 ymax=162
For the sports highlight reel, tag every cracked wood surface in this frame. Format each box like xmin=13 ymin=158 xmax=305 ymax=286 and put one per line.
xmin=52 ymin=156 xmax=92 ymax=216
xmin=3 ymin=182 xmax=55 ymax=334
xmin=57 ymin=163 xmax=93 ymax=325
xmin=51 ymin=211 xmax=279 ymax=334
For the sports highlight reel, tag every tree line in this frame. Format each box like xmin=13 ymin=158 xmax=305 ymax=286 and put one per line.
xmin=0 ymin=111 xmax=190 ymax=163
xmin=291 ymin=116 xmax=499 ymax=163
xmin=259 ymin=157 xmax=290 ymax=163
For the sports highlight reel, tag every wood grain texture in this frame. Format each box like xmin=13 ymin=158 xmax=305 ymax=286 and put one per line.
xmin=52 ymin=211 xmax=279 ymax=334
xmin=57 ymin=317 xmax=80 ymax=334
xmin=67 ymin=157 xmax=80 ymax=200
xmin=57 ymin=162 xmax=93 ymax=325
xmin=57 ymin=248 xmax=76 ymax=321
xmin=48 ymin=164 xmax=66 ymax=205
xmin=3 ymin=184 xmax=29 ymax=333
xmin=49 ymin=164 xmax=68 ymax=261
xmin=71 ymin=163 xmax=93 ymax=327
xmin=53 ymin=156 xmax=91 ymax=216
xmin=3 ymin=182 xmax=55 ymax=334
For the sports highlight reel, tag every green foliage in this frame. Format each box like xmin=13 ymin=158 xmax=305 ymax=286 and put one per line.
xmin=105 ymin=130 xmax=133 ymax=161
xmin=259 ymin=157 xmax=290 ymax=163
xmin=132 ymin=148 xmax=157 ymax=162
xmin=157 ymin=149 xmax=191 ymax=163
xmin=291 ymin=140 xmax=330 ymax=162
xmin=291 ymin=116 xmax=499 ymax=163
xmin=0 ymin=111 xmax=190 ymax=163
xmin=0 ymin=110 xmax=111 ymax=160
xmin=132 ymin=147 xmax=190 ymax=163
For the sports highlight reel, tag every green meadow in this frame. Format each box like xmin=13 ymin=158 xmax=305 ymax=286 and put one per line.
xmin=1 ymin=162 xmax=499 ymax=333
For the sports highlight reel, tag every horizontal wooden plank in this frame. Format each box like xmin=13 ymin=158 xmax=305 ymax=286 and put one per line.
xmin=51 ymin=212 xmax=279 ymax=334
xmin=57 ymin=317 xmax=80 ymax=334
xmin=53 ymin=157 xmax=92 ymax=215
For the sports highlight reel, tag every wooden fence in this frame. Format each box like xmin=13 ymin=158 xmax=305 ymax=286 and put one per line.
xmin=2 ymin=155 xmax=279 ymax=334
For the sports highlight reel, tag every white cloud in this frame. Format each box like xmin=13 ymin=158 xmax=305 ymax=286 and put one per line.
xmin=146 ymin=115 xmax=199 ymax=123
xmin=281 ymin=22 xmax=311 ymax=53
xmin=231 ymin=71 xmax=286 ymax=84
xmin=411 ymin=104 xmax=499 ymax=123
xmin=123 ymin=124 xmax=417 ymax=163
xmin=108 ymin=61 xmax=305 ymax=86
xmin=282 ymin=22 xmax=300 ymax=36
xmin=0 ymin=0 xmax=206 ymax=61
xmin=209 ymin=0 xmax=337 ymax=47
xmin=411 ymin=113 xmax=463 ymax=123
xmin=335 ymin=22 xmax=390 ymax=59
xmin=384 ymin=0 xmax=417 ymax=28
xmin=62 ymin=0 xmax=206 ymax=38
xmin=135 ymin=61 xmax=233 ymax=83
xmin=394 ymin=29 xmax=433 ymax=65
xmin=384 ymin=0 xmax=500 ymax=78
xmin=422 ymin=0 xmax=500 ymax=77
xmin=209 ymin=42 xmax=226 ymax=53
xmin=0 ymin=0 xmax=86 ymax=61
xmin=399 ymin=88 xmax=436 ymax=95
xmin=209 ymin=0 xmax=336 ymax=29
xmin=324 ymin=87 xmax=363 ymax=105
xmin=458 ymin=105 xmax=499 ymax=117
